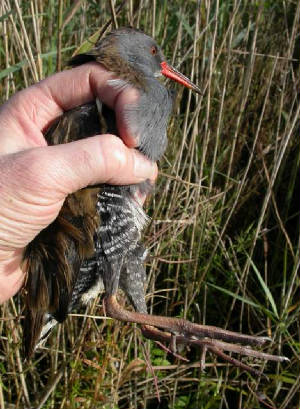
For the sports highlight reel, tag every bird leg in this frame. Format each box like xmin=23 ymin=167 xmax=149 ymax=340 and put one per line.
xmin=104 ymin=294 xmax=288 ymax=376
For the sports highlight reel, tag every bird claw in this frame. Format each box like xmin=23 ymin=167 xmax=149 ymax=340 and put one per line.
xmin=200 ymin=345 xmax=207 ymax=372
xmin=140 ymin=324 xmax=270 ymax=377
xmin=104 ymin=294 xmax=288 ymax=376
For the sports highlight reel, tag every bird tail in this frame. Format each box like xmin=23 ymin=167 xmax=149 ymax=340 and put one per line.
xmin=22 ymin=216 xmax=81 ymax=358
xmin=23 ymin=309 xmax=58 ymax=358
xmin=22 ymin=309 xmax=45 ymax=359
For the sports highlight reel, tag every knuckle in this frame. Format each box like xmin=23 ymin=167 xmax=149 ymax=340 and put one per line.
xmin=20 ymin=148 xmax=53 ymax=189
xmin=101 ymin=135 xmax=128 ymax=175
xmin=0 ymin=148 xmax=52 ymax=200
xmin=19 ymin=147 xmax=68 ymax=195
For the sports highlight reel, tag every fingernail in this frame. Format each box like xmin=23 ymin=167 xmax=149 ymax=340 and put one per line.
xmin=133 ymin=151 xmax=156 ymax=179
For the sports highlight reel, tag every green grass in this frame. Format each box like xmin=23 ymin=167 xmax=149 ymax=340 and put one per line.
xmin=0 ymin=0 xmax=299 ymax=408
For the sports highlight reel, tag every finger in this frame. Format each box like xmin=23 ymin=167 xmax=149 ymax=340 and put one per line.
xmin=0 ymin=63 xmax=139 ymax=153
xmin=8 ymin=134 xmax=157 ymax=201
xmin=49 ymin=134 xmax=158 ymax=195
xmin=0 ymin=249 xmax=24 ymax=304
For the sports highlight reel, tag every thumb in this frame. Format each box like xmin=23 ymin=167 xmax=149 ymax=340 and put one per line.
xmin=11 ymin=134 xmax=157 ymax=201
xmin=0 ymin=134 xmax=157 ymax=250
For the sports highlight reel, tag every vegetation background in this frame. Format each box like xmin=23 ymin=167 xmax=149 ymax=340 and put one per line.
xmin=0 ymin=0 xmax=299 ymax=408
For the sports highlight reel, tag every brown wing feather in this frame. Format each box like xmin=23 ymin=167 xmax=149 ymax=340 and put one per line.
xmin=22 ymin=102 xmax=103 ymax=358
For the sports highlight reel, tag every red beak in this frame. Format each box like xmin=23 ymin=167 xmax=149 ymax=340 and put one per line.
xmin=160 ymin=62 xmax=202 ymax=94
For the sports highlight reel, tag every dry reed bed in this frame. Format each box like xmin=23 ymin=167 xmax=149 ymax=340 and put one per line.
xmin=0 ymin=1 xmax=299 ymax=408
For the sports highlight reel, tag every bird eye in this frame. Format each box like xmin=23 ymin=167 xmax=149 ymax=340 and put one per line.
xmin=150 ymin=46 xmax=157 ymax=55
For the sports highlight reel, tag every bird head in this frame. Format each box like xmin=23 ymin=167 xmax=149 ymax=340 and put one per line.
xmin=71 ymin=28 xmax=201 ymax=94
xmin=70 ymin=28 xmax=201 ymax=160
xmin=110 ymin=28 xmax=167 ymax=78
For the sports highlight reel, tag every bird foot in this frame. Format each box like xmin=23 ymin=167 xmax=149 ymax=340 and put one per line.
xmin=104 ymin=295 xmax=288 ymax=376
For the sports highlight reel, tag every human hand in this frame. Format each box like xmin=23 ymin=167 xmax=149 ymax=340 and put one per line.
xmin=0 ymin=63 xmax=157 ymax=303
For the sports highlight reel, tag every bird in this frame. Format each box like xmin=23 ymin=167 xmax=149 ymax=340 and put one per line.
xmin=22 ymin=28 xmax=286 ymax=375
